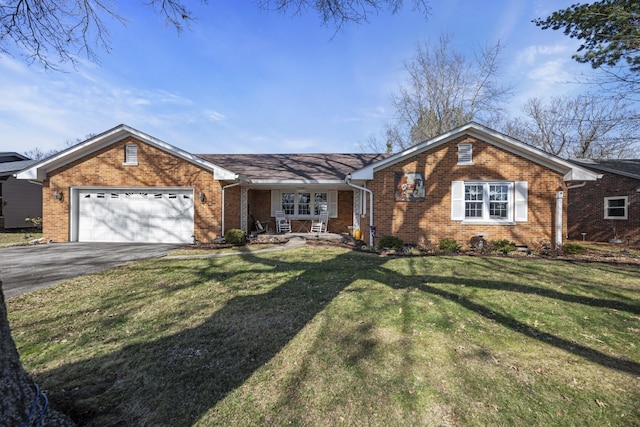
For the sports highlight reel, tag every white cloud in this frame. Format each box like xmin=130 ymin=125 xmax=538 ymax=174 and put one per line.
xmin=204 ymin=110 xmax=226 ymax=122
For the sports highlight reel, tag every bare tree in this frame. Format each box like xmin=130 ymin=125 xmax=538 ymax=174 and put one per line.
xmin=382 ymin=33 xmax=510 ymax=152
xmin=259 ymin=0 xmax=430 ymax=30
xmin=505 ymin=94 xmax=640 ymax=159
xmin=0 ymin=281 xmax=74 ymax=426
xmin=23 ymin=147 xmax=59 ymax=161
xmin=1 ymin=0 xmax=429 ymax=70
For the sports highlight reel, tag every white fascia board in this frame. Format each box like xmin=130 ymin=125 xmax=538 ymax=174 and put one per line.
xmin=349 ymin=122 xmax=600 ymax=182
xmin=349 ymin=124 xmax=478 ymax=180
xmin=249 ymin=179 xmax=345 ymax=185
xmin=563 ymin=169 xmax=603 ymax=182
xmin=16 ymin=124 xmax=238 ymax=182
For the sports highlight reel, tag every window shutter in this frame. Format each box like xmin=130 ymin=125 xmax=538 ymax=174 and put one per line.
xmin=451 ymin=181 xmax=465 ymax=220
xmin=514 ymin=181 xmax=528 ymax=222
xmin=328 ymin=191 xmax=338 ymax=218
xmin=270 ymin=190 xmax=281 ymax=217
xmin=458 ymin=144 xmax=472 ymax=164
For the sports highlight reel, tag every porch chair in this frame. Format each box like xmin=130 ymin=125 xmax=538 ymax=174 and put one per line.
xmin=275 ymin=210 xmax=291 ymax=233
xmin=310 ymin=211 xmax=329 ymax=234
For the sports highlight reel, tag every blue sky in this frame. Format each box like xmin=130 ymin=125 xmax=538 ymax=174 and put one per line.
xmin=0 ymin=0 xmax=594 ymax=155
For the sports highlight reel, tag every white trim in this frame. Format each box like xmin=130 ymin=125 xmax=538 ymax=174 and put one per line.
xmin=349 ymin=122 xmax=600 ymax=182
xmin=457 ymin=143 xmax=473 ymax=165
xmin=70 ymin=186 xmax=194 ymax=243
xmin=123 ymin=144 xmax=138 ymax=166
xmin=16 ymin=124 xmax=238 ymax=182
xmin=270 ymin=189 xmax=338 ymax=219
xmin=604 ymin=196 xmax=628 ymax=220
xmin=453 ymin=181 xmax=523 ymax=224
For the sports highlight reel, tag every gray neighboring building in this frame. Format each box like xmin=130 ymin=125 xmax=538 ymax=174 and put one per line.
xmin=0 ymin=153 xmax=42 ymax=229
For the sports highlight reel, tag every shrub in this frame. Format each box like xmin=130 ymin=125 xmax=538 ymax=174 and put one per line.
xmin=224 ymin=229 xmax=246 ymax=244
xmin=438 ymin=238 xmax=459 ymax=254
xmin=25 ymin=216 xmax=43 ymax=229
xmin=563 ymin=243 xmax=587 ymax=255
xmin=378 ymin=235 xmax=404 ymax=250
xmin=491 ymin=239 xmax=516 ymax=255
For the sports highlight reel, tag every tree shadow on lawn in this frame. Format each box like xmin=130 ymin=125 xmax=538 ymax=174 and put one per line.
xmin=39 ymin=251 xmax=640 ymax=426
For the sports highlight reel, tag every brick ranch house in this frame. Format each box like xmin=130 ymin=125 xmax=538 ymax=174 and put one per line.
xmin=17 ymin=122 xmax=599 ymax=248
xmin=568 ymin=159 xmax=640 ymax=243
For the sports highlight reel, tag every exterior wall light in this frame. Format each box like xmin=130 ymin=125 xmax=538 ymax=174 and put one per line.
xmin=198 ymin=190 xmax=206 ymax=203
xmin=53 ymin=188 xmax=63 ymax=201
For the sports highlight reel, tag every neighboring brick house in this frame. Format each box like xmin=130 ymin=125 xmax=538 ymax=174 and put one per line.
xmin=0 ymin=153 xmax=41 ymax=229
xmin=17 ymin=123 xmax=599 ymax=247
xmin=568 ymin=159 xmax=640 ymax=243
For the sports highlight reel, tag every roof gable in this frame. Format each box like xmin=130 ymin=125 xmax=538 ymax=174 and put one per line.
xmin=570 ymin=159 xmax=640 ymax=180
xmin=16 ymin=125 xmax=237 ymax=181
xmin=348 ymin=122 xmax=601 ymax=182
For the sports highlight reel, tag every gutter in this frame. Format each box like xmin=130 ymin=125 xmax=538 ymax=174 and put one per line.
xmin=345 ymin=174 xmax=374 ymax=245
xmin=567 ymin=181 xmax=586 ymax=190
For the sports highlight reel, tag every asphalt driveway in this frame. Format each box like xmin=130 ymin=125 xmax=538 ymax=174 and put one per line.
xmin=0 ymin=242 xmax=180 ymax=299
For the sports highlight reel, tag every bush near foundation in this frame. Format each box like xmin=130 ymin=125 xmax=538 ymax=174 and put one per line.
xmin=438 ymin=238 xmax=460 ymax=254
xmin=563 ymin=242 xmax=587 ymax=255
xmin=378 ymin=235 xmax=404 ymax=250
xmin=224 ymin=229 xmax=246 ymax=244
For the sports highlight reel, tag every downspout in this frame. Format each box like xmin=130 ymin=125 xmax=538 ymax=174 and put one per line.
xmin=567 ymin=181 xmax=586 ymax=190
xmin=221 ymin=180 xmax=241 ymax=236
xmin=346 ymin=174 xmax=374 ymax=246
xmin=563 ymin=182 xmax=586 ymax=241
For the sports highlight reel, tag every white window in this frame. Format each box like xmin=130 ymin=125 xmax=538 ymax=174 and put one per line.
xmin=452 ymin=181 xmax=528 ymax=223
xmin=604 ymin=196 xmax=628 ymax=219
xmin=458 ymin=143 xmax=473 ymax=165
xmin=123 ymin=144 xmax=138 ymax=166
xmin=272 ymin=190 xmax=337 ymax=218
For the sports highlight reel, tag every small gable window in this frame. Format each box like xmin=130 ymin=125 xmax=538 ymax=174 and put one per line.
xmin=457 ymin=143 xmax=473 ymax=165
xmin=123 ymin=144 xmax=138 ymax=166
xmin=604 ymin=196 xmax=628 ymax=219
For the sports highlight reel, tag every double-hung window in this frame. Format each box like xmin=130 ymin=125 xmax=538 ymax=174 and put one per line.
xmin=453 ymin=181 xmax=527 ymax=223
xmin=273 ymin=190 xmax=337 ymax=218
xmin=604 ymin=196 xmax=628 ymax=219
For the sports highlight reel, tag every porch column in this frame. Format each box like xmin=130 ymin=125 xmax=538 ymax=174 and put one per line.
xmin=240 ymin=186 xmax=248 ymax=233
xmin=353 ymin=189 xmax=361 ymax=233
xmin=555 ymin=190 xmax=564 ymax=248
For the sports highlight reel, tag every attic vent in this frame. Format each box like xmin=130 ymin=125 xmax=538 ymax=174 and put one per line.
xmin=458 ymin=143 xmax=473 ymax=165
xmin=124 ymin=144 xmax=138 ymax=166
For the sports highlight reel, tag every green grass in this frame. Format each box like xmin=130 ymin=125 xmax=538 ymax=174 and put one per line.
xmin=168 ymin=243 xmax=280 ymax=256
xmin=7 ymin=247 xmax=640 ymax=426
xmin=0 ymin=230 xmax=42 ymax=247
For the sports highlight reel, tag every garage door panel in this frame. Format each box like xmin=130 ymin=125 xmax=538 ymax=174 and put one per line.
xmin=76 ymin=189 xmax=194 ymax=243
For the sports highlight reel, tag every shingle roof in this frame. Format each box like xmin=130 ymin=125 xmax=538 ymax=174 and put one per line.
xmin=197 ymin=153 xmax=390 ymax=181
xmin=0 ymin=159 xmax=37 ymax=177
xmin=571 ymin=159 xmax=640 ymax=180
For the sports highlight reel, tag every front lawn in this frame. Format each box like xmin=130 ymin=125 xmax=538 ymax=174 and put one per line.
xmin=7 ymin=246 xmax=640 ymax=426
xmin=0 ymin=230 xmax=42 ymax=247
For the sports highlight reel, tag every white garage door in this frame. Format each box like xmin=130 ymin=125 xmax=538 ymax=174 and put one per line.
xmin=77 ymin=189 xmax=194 ymax=243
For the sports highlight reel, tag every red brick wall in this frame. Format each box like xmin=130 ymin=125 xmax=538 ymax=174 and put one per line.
xmin=42 ymin=137 xmax=225 ymax=243
xmin=568 ymin=172 xmax=640 ymax=242
xmin=366 ymin=136 xmax=566 ymax=248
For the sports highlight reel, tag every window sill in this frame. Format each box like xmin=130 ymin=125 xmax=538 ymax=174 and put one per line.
xmin=604 ymin=217 xmax=627 ymax=220
xmin=461 ymin=220 xmax=516 ymax=226
xmin=457 ymin=162 xmax=474 ymax=166
xmin=122 ymin=162 xmax=138 ymax=166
